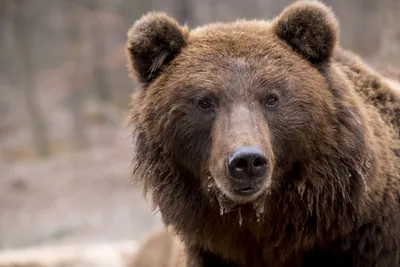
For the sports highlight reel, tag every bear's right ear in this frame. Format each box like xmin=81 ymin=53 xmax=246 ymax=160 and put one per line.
xmin=272 ymin=1 xmax=339 ymax=64
xmin=126 ymin=12 xmax=188 ymax=85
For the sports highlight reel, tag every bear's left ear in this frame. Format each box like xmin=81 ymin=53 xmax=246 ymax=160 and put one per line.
xmin=126 ymin=12 xmax=188 ymax=85
xmin=272 ymin=1 xmax=339 ymax=64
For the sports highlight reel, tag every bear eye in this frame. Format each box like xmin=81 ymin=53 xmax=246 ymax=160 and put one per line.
xmin=198 ymin=98 xmax=214 ymax=110
xmin=265 ymin=95 xmax=279 ymax=107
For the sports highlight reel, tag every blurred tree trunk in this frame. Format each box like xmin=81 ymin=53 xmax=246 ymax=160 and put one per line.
xmin=85 ymin=0 xmax=119 ymax=126
xmin=105 ymin=1 xmax=131 ymax=109
xmin=8 ymin=0 xmax=50 ymax=158
xmin=90 ymin=1 xmax=111 ymax=104
xmin=175 ymin=0 xmax=191 ymax=25
xmin=378 ymin=0 xmax=400 ymax=66
xmin=66 ymin=1 xmax=89 ymax=150
xmin=119 ymin=0 xmax=153 ymax=20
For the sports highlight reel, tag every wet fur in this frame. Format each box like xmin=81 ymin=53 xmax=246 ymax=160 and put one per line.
xmin=126 ymin=1 xmax=400 ymax=266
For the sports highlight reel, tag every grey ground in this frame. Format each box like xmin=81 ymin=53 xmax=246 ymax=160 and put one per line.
xmin=0 ymin=133 xmax=162 ymax=250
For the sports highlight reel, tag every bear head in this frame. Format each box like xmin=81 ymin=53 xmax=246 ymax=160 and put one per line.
xmin=126 ymin=1 xmax=374 ymax=214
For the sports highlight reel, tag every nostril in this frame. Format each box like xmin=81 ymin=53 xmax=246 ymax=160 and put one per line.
xmin=253 ymin=157 xmax=267 ymax=167
xmin=234 ymin=158 xmax=248 ymax=170
xmin=251 ymin=156 xmax=268 ymax=178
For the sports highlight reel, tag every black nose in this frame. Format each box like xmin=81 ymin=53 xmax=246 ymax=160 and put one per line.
xmin=227 ymin=146 xmax=268 ymax=180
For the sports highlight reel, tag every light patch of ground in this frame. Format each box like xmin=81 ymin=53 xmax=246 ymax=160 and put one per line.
xmin=0 ymin=131 xmax=162 ymax=250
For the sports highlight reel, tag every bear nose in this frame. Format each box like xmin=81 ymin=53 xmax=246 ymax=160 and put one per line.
xmin=227 ymin=146 xmax=268 ymax=180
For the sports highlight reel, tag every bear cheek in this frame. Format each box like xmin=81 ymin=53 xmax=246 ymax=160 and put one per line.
xmin=161 ymin=105 xmax=214 ymax=176
xmin=267 ymin=105 xmax=330 ymax=169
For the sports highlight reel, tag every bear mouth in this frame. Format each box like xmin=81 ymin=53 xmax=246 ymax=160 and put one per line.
xmin=234 ymin=186 xmax=258 ymax=196
xmin=210 ymin=174 xmax=269 ymax=205
xmin=206 ymin=174 xmax=268 ymax=219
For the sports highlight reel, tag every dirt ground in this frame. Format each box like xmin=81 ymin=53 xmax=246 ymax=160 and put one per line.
xmin=0 ymin=131 xmax=162 ymax=250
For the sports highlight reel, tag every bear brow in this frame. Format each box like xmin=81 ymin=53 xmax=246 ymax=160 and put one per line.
xmin=225 ymin=56 xmax=251 ymax=70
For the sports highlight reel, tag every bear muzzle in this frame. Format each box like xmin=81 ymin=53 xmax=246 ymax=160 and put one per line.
xmin=227 ymin=145 xmax=269 ymax=196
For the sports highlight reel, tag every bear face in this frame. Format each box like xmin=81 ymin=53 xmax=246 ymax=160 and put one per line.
xmin=127 ymin=1 xmax=369 ymax=206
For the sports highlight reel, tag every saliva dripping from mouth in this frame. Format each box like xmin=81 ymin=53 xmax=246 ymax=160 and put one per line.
xmin=206 ymin=174 xmax=267 ymax=226
xmin=253 ymin=196 xmax=266 ymax=223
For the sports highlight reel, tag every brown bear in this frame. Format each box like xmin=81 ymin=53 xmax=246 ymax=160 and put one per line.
xmin=125 ymin=1 xmax=400 ymax=266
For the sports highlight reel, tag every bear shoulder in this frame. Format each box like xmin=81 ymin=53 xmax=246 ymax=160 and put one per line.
xmin=127 ymin=228 xmax=184 ymax=267
xmin=333 ymin=47 xmax=400 ymax=138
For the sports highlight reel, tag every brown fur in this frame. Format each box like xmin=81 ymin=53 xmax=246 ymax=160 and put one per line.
xmin=126 ymin=1 xmax=400 ymax=266
xmin=380 ymin=65 xmax=400 ymax=101
xmin=127 ymin=228 xmax=184 ymax=267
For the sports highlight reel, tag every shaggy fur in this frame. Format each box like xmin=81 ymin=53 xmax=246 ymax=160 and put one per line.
xmin=126 ymin=1 xmax=400 ymax=266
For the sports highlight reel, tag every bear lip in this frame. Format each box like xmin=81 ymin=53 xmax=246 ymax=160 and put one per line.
xmin=211 ymin=173 xmax=269 ymax=204
xmin=234 ymin=186 xmax=258 ymax=196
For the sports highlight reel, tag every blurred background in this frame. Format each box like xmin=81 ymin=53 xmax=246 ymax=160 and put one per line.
xmin=0 ymin=0 xmax=399 ymax=263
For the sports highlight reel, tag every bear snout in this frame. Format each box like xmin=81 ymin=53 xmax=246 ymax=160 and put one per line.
xmin=225 ymin=145 xmax=270 ymax=197
xmin=227 ymin=145 xmax=268 ymax=179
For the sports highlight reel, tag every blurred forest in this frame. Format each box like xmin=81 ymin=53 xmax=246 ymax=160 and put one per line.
xmin=0 ymin=0 xmax=399 ymax=253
